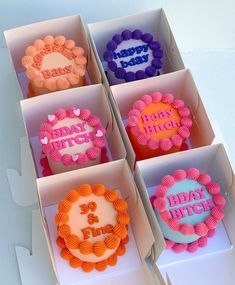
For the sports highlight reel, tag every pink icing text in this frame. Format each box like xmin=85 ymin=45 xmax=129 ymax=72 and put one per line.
xmin=41 ymin=65 xmax=72 ymax=79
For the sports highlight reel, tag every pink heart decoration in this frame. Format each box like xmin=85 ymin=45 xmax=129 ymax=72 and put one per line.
xmin=73 ymin=108 xmax=81 ymax=116
xmin=72 ymin=154 xmax=79 ymax=161
xmin=41 ymin=137 xmax=48 ymax=145
xmin=48 ymin=114 xmax=56 ymax=122
xmin=96 ymin=130 xmax=103 ymax=137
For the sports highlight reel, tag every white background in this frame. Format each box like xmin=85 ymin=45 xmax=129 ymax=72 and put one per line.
xmin=0 ymin=0 xmax=235 ymax=284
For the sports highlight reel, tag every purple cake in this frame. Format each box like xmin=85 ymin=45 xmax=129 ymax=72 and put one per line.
xmin=103 ymin=29 xmax=163 ymax=85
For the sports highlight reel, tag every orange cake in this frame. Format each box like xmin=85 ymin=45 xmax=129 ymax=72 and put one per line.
xmin=21 ymin=35 xmax=87 ymax=97
xmin=55 ymin=184 xmax=130 ymax=272
xmin=126 ymin=92 xmax=192 ymax=160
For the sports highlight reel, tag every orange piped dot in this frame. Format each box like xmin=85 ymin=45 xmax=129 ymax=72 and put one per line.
xmin=70 ymin=257 xmax=83 ymax=268
xmin=79 ymin=241 xmax=93 ymax=255
xmin=66 ymin=189 xmax=79 ymax=203
xmin=117 ymin=212 xmax=130 ymax=224
xmin=116 ymin=244 xmax=126 ymax=256
xmin=60 ymin=248 xmax=73 ymax=260
xmin=113 ymin=224 xmax=127 ymax=239
xmin=93 ymin=242 xmax=107 ymax=257
xmin=104 ymin=234 xmax=120 ymax=249
xmin=56 ymin=236 xmax=66 ymax=249
xmin=113 ymin=199 xmax=128 ymax=212
xmin=65 ymin=235 xmax=80 ymax=249
xmin=107 ymin=254 xmax=117 ymax=266
xmin=58 ymin=224 xmax=71 ymax=238
xmin=92 ymin=184 xmax=106 ymax=196
xmin=58 ymin=200 xmax=72 ymax=213
xmin=95 ymin=260 xmax=107 ymax=272
xmin=82 ymin=262 xmax=95 ymax=272
xmin=77 ymin=184 xmax=92 ymax=196
xmin=121 ymin=235 xmax=129 ymax=245
xmin=104 ymin=190 xmax=119 ymax=202
xmin=54 ymin=212 xmax=68 ymax=225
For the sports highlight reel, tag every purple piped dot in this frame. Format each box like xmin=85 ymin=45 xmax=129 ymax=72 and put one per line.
xmin=115 ymin=67 xmax=126 ymax=79
xmin=103 ymin=50 xmax=114 ymax=62
xmin=145 ymin=66 xmax=156 ymax=77
xmin=124 ymin=71 xmax=136 ymax=82
xmin=122 ymin=29 xmax=132 ymax=40
xmin=108 ymin=61 xmax=117 ymax=72
xmin=136 ymin=70 xmax=147 ymax=80
xmin=107 ymin=41 xmax=118 ymax=51
xmin=149 ymin=41 xmax=161 ymax=50
xmin=112 ymin=34 xmax=123 ymax=44
xmin=152 ymin=58 xmax=162 ymax=69
xmin=153 ymin=49 xmax=163 ymax=58
xmin=132 ymin=29 xmax=143 ymax=39
xmin=141 ymin=33 xmax=153 ymax=43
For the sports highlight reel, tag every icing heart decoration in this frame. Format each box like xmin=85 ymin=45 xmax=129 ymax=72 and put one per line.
xmin=72 ymin=154 xmax=79 ymax=162
xmin=48 ymin=114 xmax=56 ymax=122
xmin=73 ymin=108 xmax=81 ymax=116
xmin=95 ymin=130 xmax=103 ymax=138
xmin=41 ymin=137 xmax=48 ymax=145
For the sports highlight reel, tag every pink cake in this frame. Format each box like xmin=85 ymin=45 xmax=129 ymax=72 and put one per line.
xmin=38 ymin=106 xmax=106 ymax=174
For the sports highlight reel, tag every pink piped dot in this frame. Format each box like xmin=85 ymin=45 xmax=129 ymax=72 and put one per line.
xmin=186 ymin=168 xmax=200 ymax=180
xmin=33 ymin=76 xmax=45 ymax=88
xmin=137 ymin=134 xmax=148 ymax=145
xmin=72 ymin=46 xmax=84 ymax=57
xmin=130 ymin=125 xmax=141 ymax=136
xmin=207 ymin=182 xmax=220 ymax=195
xmin=168 ymin=218 xmax=180 ymax=231
xmin=67 ymin=106 xmax=76 ymax=118
xmin=213 ymin=194 xmax=225 ymax=207
xmin=162 ymin=93 xmax=174 ymax=104
xmin=67 ymin=74 xmax=80 ymax=86
xmin=173 ymin=169 xmax=187 ymax=181
xmin=54 ymin=35 xmax=66 ymax=46
xmin=33 ymin=39 xmax=45 ymax=50
xmin=172 ymin=99 xmax=184 ymax=109
xmin=39 ymin=122 xmax=52 ymax=132
xmin=25 ymin=46 xmax=37 ymax=56
xmin=26 ymin=66 xmax=40 ymax=80
xmin=42 ymin=144 xmax=53 ymax=154
xmin=155 ymin=185 xmax=168 ymax=197
xmin=160 ymin=211 xmax=171 ymax=222
xmin=75 ymin=56 xmax=87 ymax=65
xmin=74 ymin=66 xmax=86 ymax=77
xmin=161 ymin=175 xmax=175 ymax=188
xmin=38 ymin=131 xmax=51 ymax=140
xmin=178 ymin=126 xmax=190 ymax=139
xmin=181 ymin=117 xmax=192 ymax=128
xmin=211 ymin=206 xmax=224 ymax=220
xmin=80 ymin=109 xmax=91 ymax=120
xmin=93 ymin=137 xmax=105 ymax=148
xmin=133 ymin=100 xmax=146 ymax=112
xmin=64 ymin=40 xmax=76 ymax=50
xmin=159 ymin=138 xmax=172 ymax=151
xmin=42 ymin=168 xmax=53 ymax=177
xmin=50 ymin=150 xmax=61 ymax=162
xmin=128 ymin=116 xmax=138 ymax=127
xmin=194 ymin=222 xmax=208 ymax=236
xmin=147 ymin=138 xmax=159 ymax=150
xmin=43 ymin=35 xmax=54 ymax=45
xmin=198 ymin=236 xmax=208 ymax=247
xmin=62 ymin=154 xmax=73 ymax=166
xmin=207 ymin=229 xmax=215 ymax=238
xmin=205 ymin=216 xmax=218 ymax=230
xmin=57 ymin=77 xmax=70 ymax=90
xmin=178 ymin=107 xmax=190 ymax=117
xmin=172 ymin=243 xmax=187 ymax=253
xmin=86 ymin=147 xmax=100 ymax=160
xmin=45 ymin=78 xmax=57 ymax=91
xmin=140 ymin=94 xmax=152 ymax=105
xmin=171 ymin=134 xmax=183 ymax=147
xmin=55 ymin=109 xmax=66 ymax=120
xmin=180 ymin=224 xmax=195 ymax=236
xmin=88 ymin=116 xmax=100 ymax=127
xmin=165 ymin=239 xmax=175 ymax=249
xmin=128 ymin=109 xmax=141 ymax=118
xmin=21 ymin=56 xmax=33 ymax=68
xmin=153 ymin=197 xmax=166 ymax=212
xmin=151 ymin=91 xmax=162 ymax=102
xmin=198 ymin=173 xmax=211 ymax=185
xmin=187 ymin=241 xmax=198 ymax=253
xmin=77 ymin=153 xmax=89 ymax=165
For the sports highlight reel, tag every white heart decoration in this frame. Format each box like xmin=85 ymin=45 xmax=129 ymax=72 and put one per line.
xmin=72 ymin=154 xmax=79 ymax=161
xmin=41 ymin=137 xmax=48 ymax=145
xmin=48 ymin=114 xmax=55 ymax=122
xmin=96 ymin=130 xmax=103 ymax=137
xmin=73 ymin=108 xmax=80 ymax=116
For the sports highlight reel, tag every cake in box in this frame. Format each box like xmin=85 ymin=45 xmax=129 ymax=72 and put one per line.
xmin=103 ymin=29 xmax=163 ymax=85
xmin=38 ymin=106 xmax=108 ymax=175
xmin=55 ymin=184 xmax=129 ymax=272
xmin=126 ymin=92 xmax=192 ymax=161
xmin=151 ymin=168 xmax=225 ymax=253
xmin=21 ymin=35 xmax=87 ymax=97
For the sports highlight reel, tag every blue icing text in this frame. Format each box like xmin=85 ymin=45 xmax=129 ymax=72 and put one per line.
xmin=120 ymin=55 xmax=149 ymax=68
xmin=113 ymin=44 xmax=149 ymax=59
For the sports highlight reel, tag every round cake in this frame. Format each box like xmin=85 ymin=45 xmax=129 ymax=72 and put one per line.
xmin=21 ymin=35 xmax=87 ymax=97
xmin=38 ymin=106 xmax=106 ymax=174
xmin=151 ymin=168 xmax=225 ymax=253
xmin=103 ymin=29 xmax=163 ymax=85
xmin=55 ymin=184 xmax=129 ymax=272
xmin=126 ymin=92 xmax=192 ymax=160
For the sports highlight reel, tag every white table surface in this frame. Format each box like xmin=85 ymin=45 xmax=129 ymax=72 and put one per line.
xmin=0 ymin=1 xmax=235 ymax=284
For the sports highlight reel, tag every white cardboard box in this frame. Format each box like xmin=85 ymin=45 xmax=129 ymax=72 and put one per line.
xmin=134 ymin=144 xmax=235 ymax=285
xmin=36 ymin=158 xmax=165 ymax=285
xmin=110 ymin=69 xmax=215 ymax=169
xmin=4 ymin=15 xmax=102 ymax=99
xmin=20 ymin=83 xmax=126 ymax=177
